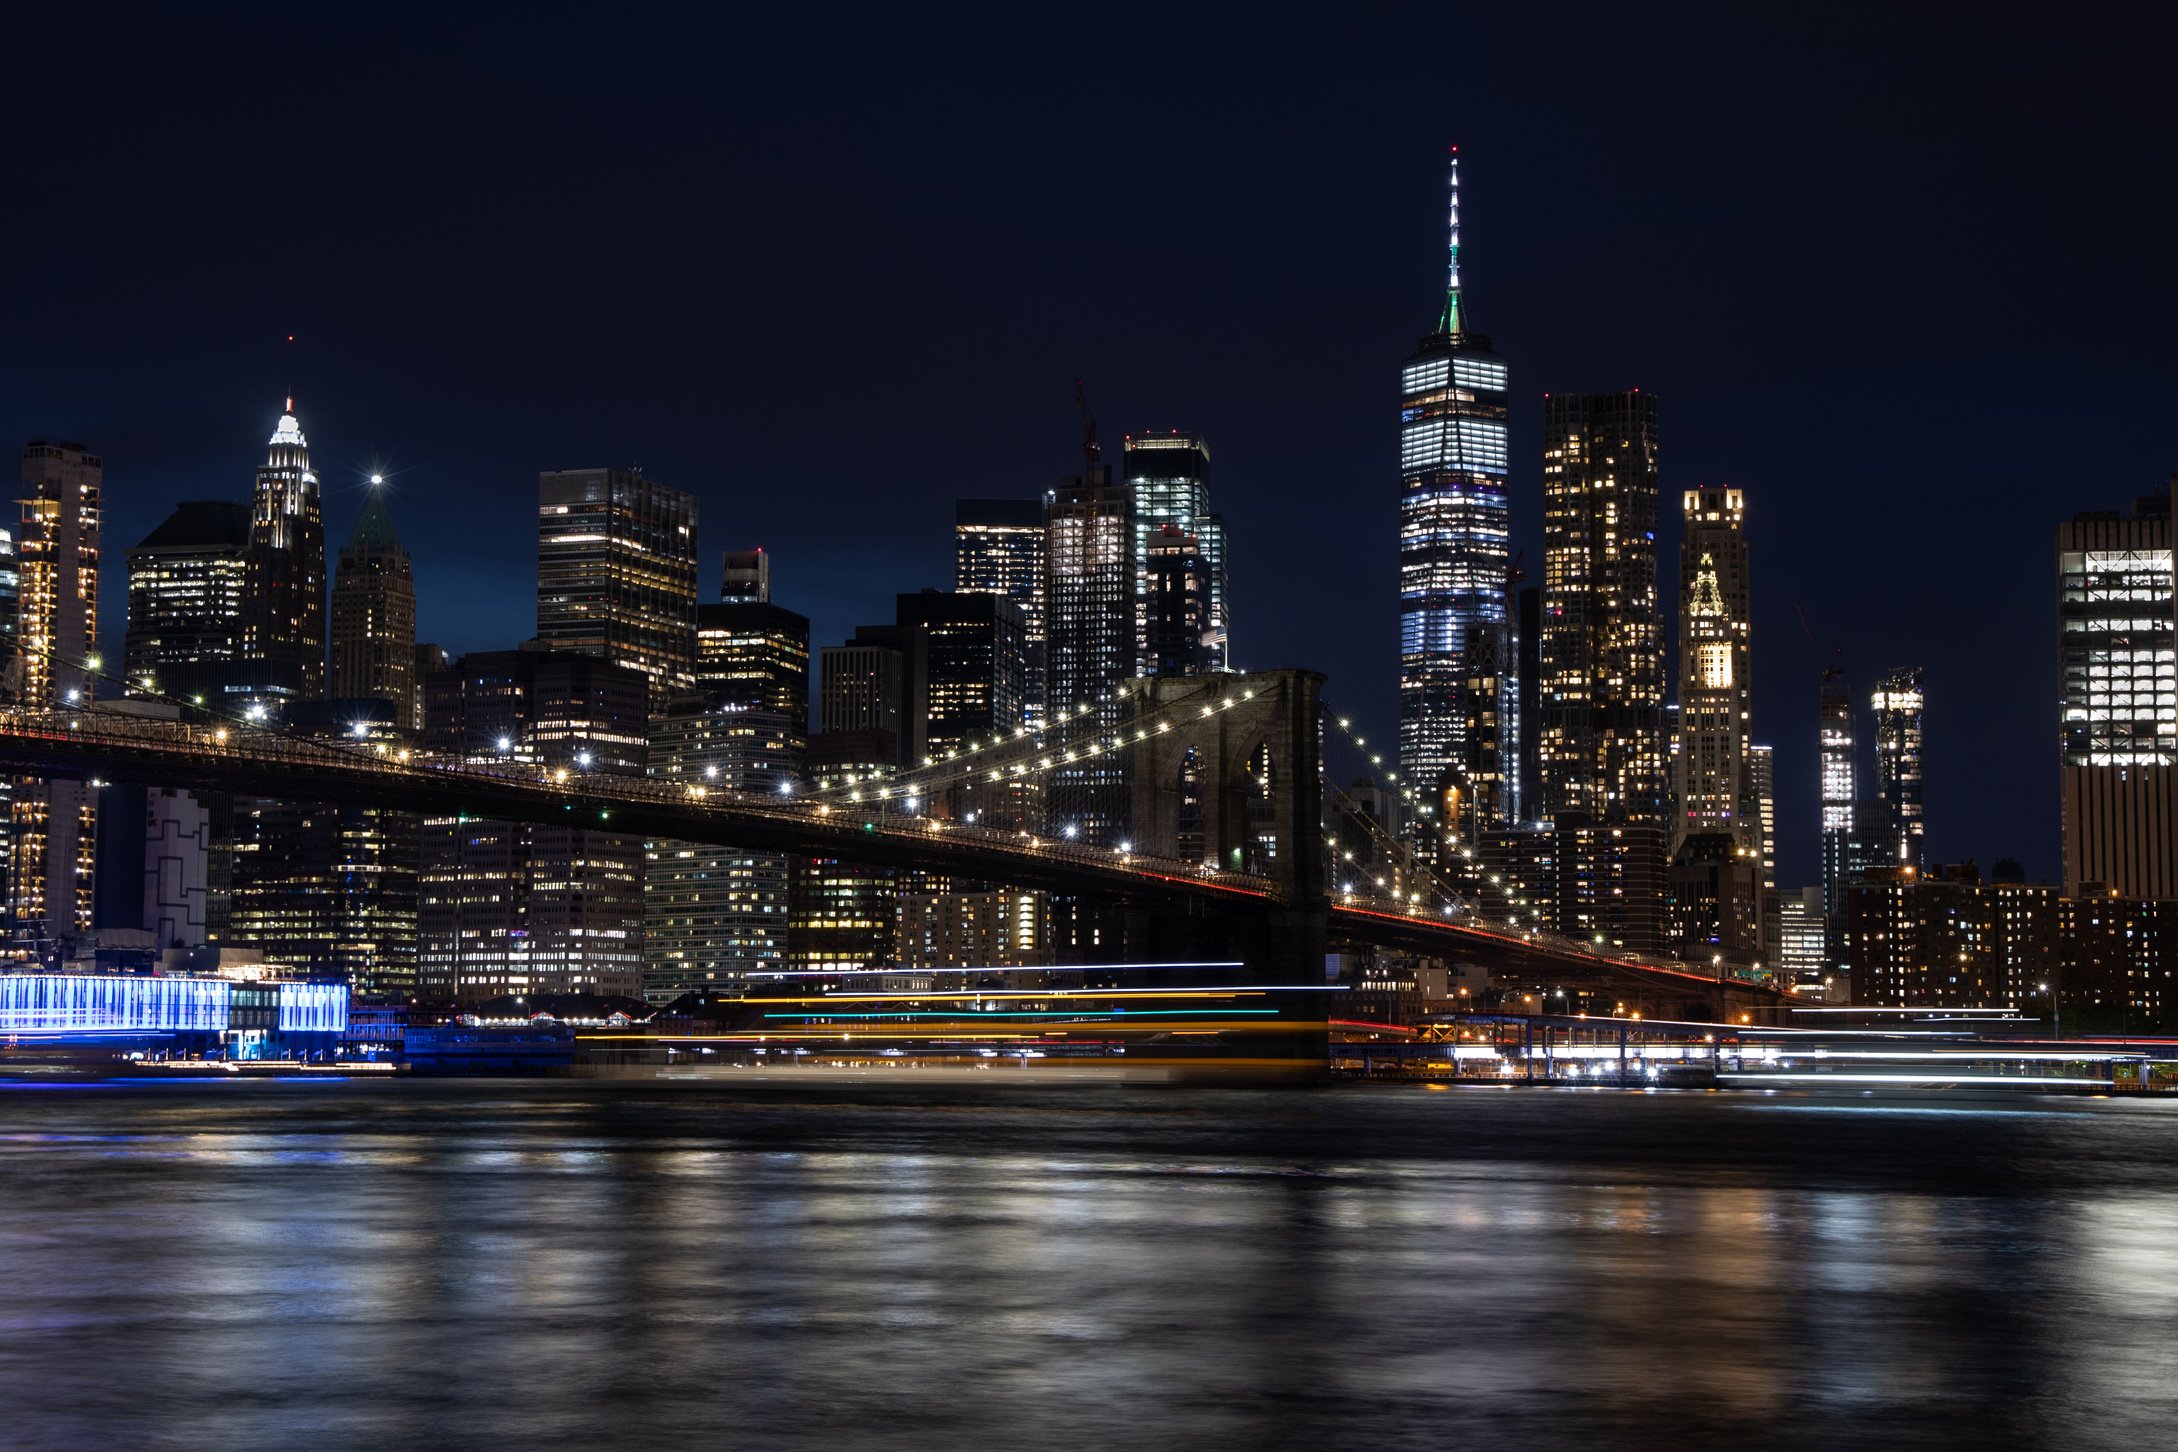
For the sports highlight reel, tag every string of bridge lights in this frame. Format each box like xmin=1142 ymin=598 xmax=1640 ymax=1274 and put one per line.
xmin=1319 ymin=705 xmax=1441 ymax=820
xmin=1323 ymin=779 xmax=1473 ymax=920
xmin=808 ymin=681 xmax=1274 ymax=806
xmin=1315 ymin=705 xmax=1554 ymax=934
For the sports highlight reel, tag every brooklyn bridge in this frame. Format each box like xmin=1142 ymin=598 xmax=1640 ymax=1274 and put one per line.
xmin=0 ymin=665 xmax=1784 ymax=1024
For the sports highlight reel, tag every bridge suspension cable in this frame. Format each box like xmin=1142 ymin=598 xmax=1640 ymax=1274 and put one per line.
xmin=805 ymin=678 xmax=1280 ymax=806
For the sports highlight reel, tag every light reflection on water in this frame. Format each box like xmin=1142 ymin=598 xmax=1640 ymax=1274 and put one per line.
xmin=0 ymin=1080 xmax=2173 ymax=1450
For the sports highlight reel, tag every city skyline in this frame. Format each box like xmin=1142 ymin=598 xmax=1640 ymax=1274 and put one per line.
xmin=8 ymin=17 xmax=2178 ymax=1451
xmin=10 ymin=11 xmax=2177 ymax=890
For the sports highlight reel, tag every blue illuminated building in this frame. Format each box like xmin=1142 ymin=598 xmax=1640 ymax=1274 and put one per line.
xmin=1399 ymin=147 xmax=1511 ymax=819
xmin=0 ymin=973 xmax=349 ymax=1059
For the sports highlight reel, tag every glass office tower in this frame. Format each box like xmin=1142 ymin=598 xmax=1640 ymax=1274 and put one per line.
xmin=2058 ymin=487 xmax=2177 ymax=898
xmin=1398 ymin=148 xmax=1510 ymax=810
xmin=1124 ymin=432 xmax=1227 ymax=672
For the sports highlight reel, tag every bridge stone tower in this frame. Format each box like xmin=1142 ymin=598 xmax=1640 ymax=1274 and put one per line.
xmin=1127 ymin=669 xmax=1327 ymax=984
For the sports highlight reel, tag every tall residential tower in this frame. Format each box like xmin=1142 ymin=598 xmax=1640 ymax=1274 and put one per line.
xmin=11 ymin=440 xmax=101 ymax=954
xmin=1537 ymin=390 xmax=1664 ymax=826
xmin=1871 ymin=667 xmax=1926 ymax=870
xmin=1043 ymin=464 xmax=1134 ymax=843
xmin=1818 ymin=666 xmax=1856 ymax=930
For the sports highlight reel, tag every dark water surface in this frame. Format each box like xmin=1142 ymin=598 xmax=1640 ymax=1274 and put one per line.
xmin=1 ymin=1076 xmax=2174 ymax=1450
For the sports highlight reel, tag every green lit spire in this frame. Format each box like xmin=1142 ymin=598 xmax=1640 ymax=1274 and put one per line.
xmin=1437 ymin=145 xmax=1465 ymax=337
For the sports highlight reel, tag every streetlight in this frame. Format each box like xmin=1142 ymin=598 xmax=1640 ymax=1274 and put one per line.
xmin=2039 ymin=981 xmax=2062 ymax=1040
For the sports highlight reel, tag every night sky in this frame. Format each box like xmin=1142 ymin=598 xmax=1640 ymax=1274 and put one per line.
xmin=8 ymin=6 xmax=2175 ymax=889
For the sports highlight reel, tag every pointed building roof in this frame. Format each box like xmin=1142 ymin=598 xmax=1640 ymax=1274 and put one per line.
xmin=1687 ymin=552 xmax=1726 ymax=617
xmin=135 ymin=500 xmax=253 ymax=552
xmin=268 ymin=405 xmax=307 ymax=448
xmin=343 ymin=485 xmax=405 ymax=557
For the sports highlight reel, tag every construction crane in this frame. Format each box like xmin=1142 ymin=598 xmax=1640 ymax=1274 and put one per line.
xmin=1794 ymin=598 xmax=1843 ymax=670
xmin=1074 ymin=378 xmax=1101 ymax=478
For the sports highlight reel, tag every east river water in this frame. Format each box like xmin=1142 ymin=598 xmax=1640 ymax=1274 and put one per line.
xmin=0 ymin=1075 xmax=2173 ymax=1450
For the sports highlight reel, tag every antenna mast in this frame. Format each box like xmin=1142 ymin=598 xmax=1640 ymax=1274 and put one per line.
xmin=1440 ymin=145 xmax=1464 ymax=337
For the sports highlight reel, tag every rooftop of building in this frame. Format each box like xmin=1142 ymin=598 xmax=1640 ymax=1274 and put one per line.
xmin=133 ymin=500 xmax=251 ymax=552
xmin=954 ymin=498 xmax=1045 ymax=528
xmin=341 ymin=487 xmax=404 ymax=556
xmin=698 ymin=598 xmax=809 ymax=630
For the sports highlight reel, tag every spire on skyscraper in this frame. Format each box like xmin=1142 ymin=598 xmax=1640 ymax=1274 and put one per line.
xmin=344 ymin=482 xmax=403 ymax=557
xmin=1438 ymin=145 xmax=1464 ymax=337
xmin=1399 ymin=145 xmax=1509 ymax=826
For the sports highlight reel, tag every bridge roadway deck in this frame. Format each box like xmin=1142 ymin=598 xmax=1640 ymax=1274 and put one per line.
xmin=0 ymin=708 xmax=1783 ymax=1001
xmin=1325 ymin=902 xmax=1782 ymax=1003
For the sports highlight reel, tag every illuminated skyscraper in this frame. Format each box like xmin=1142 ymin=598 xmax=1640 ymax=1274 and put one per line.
xmin=896 ymin=590 xmax=1026 ymax=755
xmin=1818 ymin=666 xmax=1855 ymax=930
xmin=955 ymin=499 xmax=1046 ymax=725
xmin=1871 ymin=667 xmax=1925 ymax=870
xmin=537 ymin=467 xmax=699 ymax=698
xmin=11 ymin=440 xmax=100 ymax=955
xmin=1674 ymin=487 xmax=1752 ymax=848
xmin=644 ymin=701 xmax=796 ymax=1002
xmin=2058 ymin=489 xmax=2178 ymax=899
xmin=696 ymin=599 xmax=809 ymax=750
xmin=243 ymin=403 xmax=326 ymax=700
xmin=721 ymin=547 xmax=769 ymax=603
xmin=0 ymin=526 xmax=17 ymax=683
xmin=1516 ymin=585 xmax=1541 ymax=821
xmin=1747 ymin=742 xmax=1776 ymax=890
xmin=1144 ymin=526 xmax=1212 ymax=678
xmin=1537 ymin=390 xmax=1664 ymax=826
xmin=1455 ymin=617 xmax=1516 ymax=841
xmin=125 ymin=501 xmax=252 ymax=709
xmin=1399 ymin=148 xmax=1510 ymax=806
xmin=1044 ymin=465 xmax=1134 ymax=843
xmin=821 ymin=628 xmax=922 ymax=766
xmin=329 ymin=481 xmax=418 ymax=727
xmin=1124 ymin=432 xmax=1228 ymax=672
xmin=418 ymin=649 xmax=649 ymax=1002
xmin=791 ymin=733 xmax=900 ymax=972
xmin=229 ymin=701 xmax=417 ymax=998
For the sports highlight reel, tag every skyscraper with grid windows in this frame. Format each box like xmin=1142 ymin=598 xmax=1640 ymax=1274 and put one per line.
xmin=1398 ymin=147 xmax=1510 ymax=821
xmin=2058 ymin=487 xmax=2177 ymax=899
xmin=1536 ymin=389 xmax=1664 ymax=828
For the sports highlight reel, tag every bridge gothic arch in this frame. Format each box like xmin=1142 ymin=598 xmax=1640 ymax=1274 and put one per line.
xmin=1124 ymin=669 xmax=1325 ymax=905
